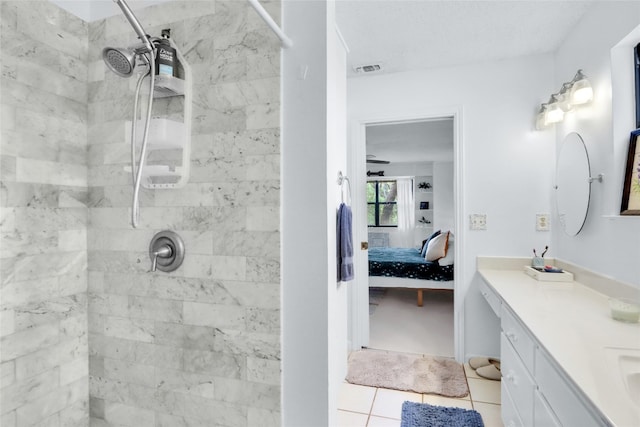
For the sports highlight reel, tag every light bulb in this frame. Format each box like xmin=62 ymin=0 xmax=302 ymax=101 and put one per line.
xmin=557 ymin=83 xmax=573 ymax=112
xmin=569 ymin=70 xmax=593 ymax=105
xmin=535 ymin=105 xmax=548 ymax=130
xmin=571 ymin=82 xmax=593 ymax=105
xmin=545 ymin=108 xmax=564 ymax=124
xmin=545 ymin=97 xmax=564 ymax=124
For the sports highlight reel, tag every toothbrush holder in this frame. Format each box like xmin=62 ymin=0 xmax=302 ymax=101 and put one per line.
xmin=531 ymin=256 xmax=545 ymax=268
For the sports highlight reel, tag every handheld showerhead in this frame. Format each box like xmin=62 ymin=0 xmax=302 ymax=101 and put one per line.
xmin=102 ymin=47 xmax=136 ymax=78
xmin=106 ymin=0 xmax=158 ymax=228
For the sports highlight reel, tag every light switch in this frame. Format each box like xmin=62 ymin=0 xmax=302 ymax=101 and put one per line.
xmin=536 ymin=213 xmax=550 ymax=231
xmin=470 ymin=214 xmax=487 ymax=230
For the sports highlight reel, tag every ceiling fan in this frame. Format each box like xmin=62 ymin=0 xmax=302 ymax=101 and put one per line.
xmin=366 ymin=154 xmax=390 ymax=164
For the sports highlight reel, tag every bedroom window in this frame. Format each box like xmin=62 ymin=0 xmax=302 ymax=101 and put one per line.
xmin=367 ymin=180 xmax=398 ymax=227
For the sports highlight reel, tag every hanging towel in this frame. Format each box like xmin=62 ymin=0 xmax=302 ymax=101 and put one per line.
xmin=337 ymin=202 xmax=354 ymax=282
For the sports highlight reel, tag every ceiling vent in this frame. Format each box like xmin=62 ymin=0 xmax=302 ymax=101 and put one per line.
xmin=354 ymin=63 xmax=383 ymax=74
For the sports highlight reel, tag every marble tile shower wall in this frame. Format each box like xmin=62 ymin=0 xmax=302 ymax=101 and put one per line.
xmin=1 ymin=2 xmax=90 ymax=426
xmin=87 ymin=2 xmax=281 ymax=427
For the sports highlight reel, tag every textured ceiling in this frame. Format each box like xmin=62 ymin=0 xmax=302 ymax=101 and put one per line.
xmin=336 ymin=0 xmax=596 ymax=77
xmin=366 ymin=119 xmax=454 ymax=164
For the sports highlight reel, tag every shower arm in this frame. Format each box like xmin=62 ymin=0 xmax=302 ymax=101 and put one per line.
xmin=112 ymin=0 xmax=153 ymax=53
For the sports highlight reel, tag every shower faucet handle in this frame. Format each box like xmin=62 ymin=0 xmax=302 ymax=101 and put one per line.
xmin=150 ymin=245 xmax=173 ymax=272
xmin=148 ymin=231 xmax=185 ymax=273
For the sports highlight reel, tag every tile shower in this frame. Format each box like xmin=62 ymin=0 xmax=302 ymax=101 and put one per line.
xmin=1 ymin=1 xmax=281 ymax=425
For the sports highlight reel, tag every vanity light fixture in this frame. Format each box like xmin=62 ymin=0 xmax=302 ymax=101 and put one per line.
xmin=569 ymin=69 xmax=594 ymax=105
xmin=535 ymin=69 xmax=593 ymax=129
xmin=557 ymin=82 xmax=574 ymax=112
xmin=545 ymin=94 xmax=564 ymax=125
xmin=535 ymin=104 xmax=549 ymax=130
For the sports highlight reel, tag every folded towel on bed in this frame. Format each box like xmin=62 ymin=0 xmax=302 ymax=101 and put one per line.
xmin=337 ymin=202 xmax=354 ymax=281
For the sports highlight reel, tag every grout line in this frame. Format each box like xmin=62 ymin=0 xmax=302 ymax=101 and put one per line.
xmin=464 ymin=364 xmax=476 ymax=410
xmin=339 ymin=409 xmax=370 ymax=416
xmin=467 ymin=376 xmax=503 ymax=406
xmin=368 ymin=387 xmax=379 ymax=417
xmin=368 ymin=414 xmax=401 ymax=425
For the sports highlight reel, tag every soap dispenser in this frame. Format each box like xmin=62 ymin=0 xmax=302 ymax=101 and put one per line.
xmin=155 ymin=28 xmax=176 ymax=77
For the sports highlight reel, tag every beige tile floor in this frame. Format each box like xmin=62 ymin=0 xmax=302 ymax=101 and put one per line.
xmin=337 ymin=362 xmax=503 ymax=427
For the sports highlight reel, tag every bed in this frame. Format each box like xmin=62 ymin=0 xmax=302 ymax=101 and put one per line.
xmin=368 ymin=246 xmax=454 ymax=306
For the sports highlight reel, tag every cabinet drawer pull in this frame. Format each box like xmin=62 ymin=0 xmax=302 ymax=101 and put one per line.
xmin=506 ymin=371 xmax=517 ymax=385
xmin=507 ymin=421 xmax=517 ymax=427
xmin=506 ymin=331 xmax=518 ymax=342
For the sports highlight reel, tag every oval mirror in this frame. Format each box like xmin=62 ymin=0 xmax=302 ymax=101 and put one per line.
xmin=555 ymin=132 xmax=591 ymax=236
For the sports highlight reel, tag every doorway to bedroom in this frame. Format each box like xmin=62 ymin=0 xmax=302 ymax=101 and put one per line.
xmin=349 ymin=112 xmax=462 ymax=361
xmin=366 ymin=118 xmax=455 ymax=358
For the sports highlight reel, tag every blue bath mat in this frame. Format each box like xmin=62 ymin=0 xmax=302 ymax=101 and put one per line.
xmin=401 ymin=401 xmax=484 ymax=427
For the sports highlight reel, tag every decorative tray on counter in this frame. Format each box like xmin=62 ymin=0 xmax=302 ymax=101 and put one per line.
xmin=523 ymin=266 xmax=574 ymax=282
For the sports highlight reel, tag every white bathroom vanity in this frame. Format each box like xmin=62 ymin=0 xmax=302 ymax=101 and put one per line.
xmin=478 ymin=257 xmax=640 ymax=427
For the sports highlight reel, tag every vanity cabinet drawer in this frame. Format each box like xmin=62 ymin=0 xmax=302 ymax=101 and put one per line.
xmin=535 ymin=348 xmax=602 ymax=427
xmin=501 ymin=333 xmax=535 ymax=427
xmin=501 ymin=305 xmax=535 ymax=371
xmin=534 ymin=389 xmax=561 ymax=427
xmin=479 ymin=279 xmax=501 ymax=318
xmin=501 ymin=381 xmax=524 ymax=427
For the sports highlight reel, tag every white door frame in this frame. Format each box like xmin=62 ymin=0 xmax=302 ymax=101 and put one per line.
xmin=347 ymin=106 xmax=465 ymax=362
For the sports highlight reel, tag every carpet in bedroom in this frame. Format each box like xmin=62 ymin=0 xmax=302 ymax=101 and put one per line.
xmin=346 ymin=348 xmax=469 ymax=398
xmin=369 ymin=288 xmax=454 ymax=356
xmin=369 ymin=287 xmax=387 ymax=314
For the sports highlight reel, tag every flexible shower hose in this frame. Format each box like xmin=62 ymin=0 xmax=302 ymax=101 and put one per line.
xmin=130 ymin=50 xmax=155 ymax=228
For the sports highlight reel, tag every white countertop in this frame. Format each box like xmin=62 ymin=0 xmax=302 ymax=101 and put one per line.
xmin=478 ymin=267 xmax=640 ymax=427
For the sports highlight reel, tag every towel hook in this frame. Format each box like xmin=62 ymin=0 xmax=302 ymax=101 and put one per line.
xmin=337 ymin=171 xmax=351 ymax=205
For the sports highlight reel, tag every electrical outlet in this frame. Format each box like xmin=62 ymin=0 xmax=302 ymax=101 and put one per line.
xmin=536 ymin=213 xmax=550 ymax=231
xmin=470 ymin=214 xmax=487 ymax=230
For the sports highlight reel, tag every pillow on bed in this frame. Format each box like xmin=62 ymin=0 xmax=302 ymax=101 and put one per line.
xmin=425 ymin=231 xmax=449 ymax=262
xmin=439 ymin=234 xmax=454 ymax=266
xmin=420 ymin=230 xmax=441 ymax=257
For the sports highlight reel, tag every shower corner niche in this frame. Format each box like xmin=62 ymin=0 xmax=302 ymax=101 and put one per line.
xmin=126 ymin=38 xmax=192 ymax=189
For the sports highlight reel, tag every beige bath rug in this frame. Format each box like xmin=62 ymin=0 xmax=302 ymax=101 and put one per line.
xmin=346 ymin=349 xmax=469 ymax=398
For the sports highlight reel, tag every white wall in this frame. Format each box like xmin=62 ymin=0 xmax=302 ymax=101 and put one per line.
xmin=552 ymin=2 xmax=640 ymax=288
xmin=348 ymin=54 xmax=556 ymax=360
xmin=328 ymin=20 xmax=350 ymax=427
xmin=434 ymin=161 xmax=454 ymax=233
xmin=282 ymin=1 xmax=347 ymax=426
xmin=282 ymin=1 xmax=329 ymax=425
